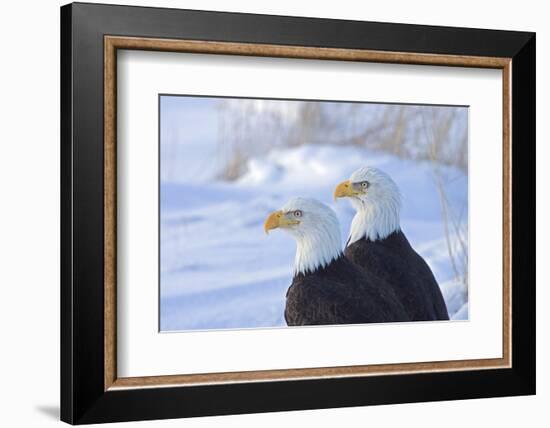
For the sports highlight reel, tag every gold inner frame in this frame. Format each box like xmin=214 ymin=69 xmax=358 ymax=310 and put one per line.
xmin=104 ymin=35 xmax=512 ymax=391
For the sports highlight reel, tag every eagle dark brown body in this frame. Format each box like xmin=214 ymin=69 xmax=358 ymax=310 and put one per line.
xmin=344 ymin=231 xmax=449 ymax=321
xmin=284 ymin=255 xmax=410 ymax=326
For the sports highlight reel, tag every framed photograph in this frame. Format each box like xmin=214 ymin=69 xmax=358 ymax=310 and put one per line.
xmin=60 ymin=2 xmax=535 ymax=424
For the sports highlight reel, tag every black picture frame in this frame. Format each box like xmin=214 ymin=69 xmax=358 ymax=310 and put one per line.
xmin=61 ymin=2 xmax=535 ymax=424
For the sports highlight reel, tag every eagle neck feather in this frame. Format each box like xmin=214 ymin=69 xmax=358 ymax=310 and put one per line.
xmin=348 ymin=192 xmax=401 ymax=244
xmin=294 ymin=221 xmax=342 ymax=275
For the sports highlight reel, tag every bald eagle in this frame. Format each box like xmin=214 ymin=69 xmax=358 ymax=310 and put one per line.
xmin=264 ymin=197 xmax=410 ymax=326
xmin=334 ymin=167 xmax=449 ymax=321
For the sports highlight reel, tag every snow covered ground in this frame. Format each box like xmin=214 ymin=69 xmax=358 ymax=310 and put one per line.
xmin=160 ymin=144 xmax=468 ymax=331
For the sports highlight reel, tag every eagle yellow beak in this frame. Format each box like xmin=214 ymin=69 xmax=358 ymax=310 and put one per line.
xmin=334 ymin=180 xmax=357 ymax=200
xmin=264 ymin=210 xmax=300 ymax=234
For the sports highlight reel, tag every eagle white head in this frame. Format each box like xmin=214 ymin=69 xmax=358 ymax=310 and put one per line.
xmin=264 ymin=197 xmax=342 ymax=275
xmin=334 ymin=167 xmax=401 ymax=244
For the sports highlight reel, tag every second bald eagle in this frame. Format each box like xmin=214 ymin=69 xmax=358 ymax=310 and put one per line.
xmin=335 ymin=167 xmax=449 ymax=321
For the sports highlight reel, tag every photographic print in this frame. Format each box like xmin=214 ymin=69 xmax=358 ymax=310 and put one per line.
xmin=159 ymin=95 xmax=468 ymax=332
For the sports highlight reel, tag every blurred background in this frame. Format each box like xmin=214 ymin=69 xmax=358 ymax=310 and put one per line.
xmin=160 ymin=95 xmax=469 ymax=331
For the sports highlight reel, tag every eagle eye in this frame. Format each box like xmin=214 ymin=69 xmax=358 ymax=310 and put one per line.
xmin=361 ymin=181 xmax=369 ymax=188
xmin=293 ymin=210 xmax=303 ymax=217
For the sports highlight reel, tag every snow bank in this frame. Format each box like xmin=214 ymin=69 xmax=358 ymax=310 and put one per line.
xmin=160 ymin=144 xmax=468 ymax=331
